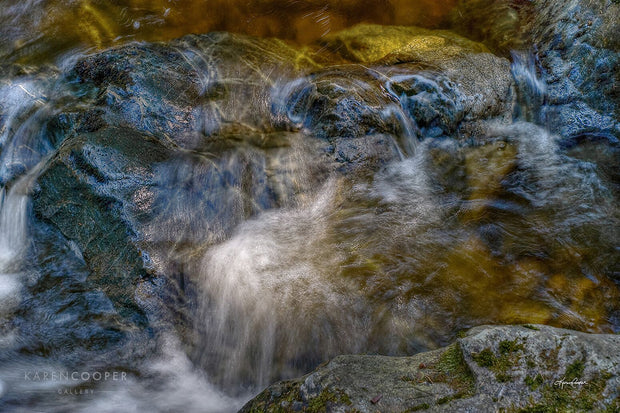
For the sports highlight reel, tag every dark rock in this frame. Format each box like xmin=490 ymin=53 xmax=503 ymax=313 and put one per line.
xmin=32 ymin=127 xmax=169 ymax=327
xmin=317 ymin=24 xmax=515 ymax=129
xmin=453 ymin=0 xmax=620 ymax=139
xmin=530 ymin=0 xmax=620 ymax=139
xmin=69 ymin=33 xmax=320 ymax=144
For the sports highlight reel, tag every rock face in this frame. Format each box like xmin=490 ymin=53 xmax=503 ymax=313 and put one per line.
xmin=453 ymin=0 xmax=620 ymax=140
xmin=525 ymin=0 xmax=620 ymax=140
xmin=240 ymin=325 xmax=620 ymax=412
xmin=318 ymin=24 xmax=514 ymax=128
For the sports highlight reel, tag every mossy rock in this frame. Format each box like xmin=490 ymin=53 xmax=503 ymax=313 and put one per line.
xmin=318 ymin=24 xmax=489 ymax=65
xmin=242 ymin=325 xmax=620 ymax=412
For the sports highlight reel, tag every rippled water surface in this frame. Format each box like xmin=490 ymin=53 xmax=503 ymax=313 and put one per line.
xmin=1 ymin=0 xmax=462 ymax=64
xmin=0 ymin=1 xmax=618 ymax=412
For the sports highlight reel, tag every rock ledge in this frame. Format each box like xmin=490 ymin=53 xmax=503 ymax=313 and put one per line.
xmin=241 ymin=325 xmax=619 ymax=412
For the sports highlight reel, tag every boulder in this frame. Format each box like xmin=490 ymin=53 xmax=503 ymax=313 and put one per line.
xmin=318 ymin=24 xmax=515 ymax=129
xmin=241 ymin=324 xmax=620 ymax=412
xmin=527 ymin=0 xmax=619 ymax=140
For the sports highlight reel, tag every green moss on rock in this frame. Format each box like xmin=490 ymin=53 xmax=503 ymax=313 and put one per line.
xmin=473 ymin=348 xmax=496 ymax=368
xmin=499 ymin=340 xmax=525 ymax=355
xmin=524 ymin=374 xmax=544 ymax=391
xmin=564 ymin=360 xmax=585 ymax=381
xmin=472 ymin=339 xmax=525 ymax=383
xmin=406 ymin=402 xmax=431 ymax=412
xmin=306 ymin=388 xmax=352 ymax=412
xmin=515 ymin=370 xmax=615 ymax=412
xmin=436 ymin=342 xmax=476 ymax=397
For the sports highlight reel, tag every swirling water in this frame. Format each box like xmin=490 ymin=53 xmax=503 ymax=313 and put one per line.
xmin=0 ymin=1 xmax=618 ymax=412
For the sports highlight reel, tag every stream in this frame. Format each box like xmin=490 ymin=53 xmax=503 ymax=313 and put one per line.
xmin=0 ymin=1 xmax=618 ymax=412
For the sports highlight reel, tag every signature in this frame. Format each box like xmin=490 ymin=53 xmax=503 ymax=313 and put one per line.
xmin=553 ymin=377 xmax=588 ymax=389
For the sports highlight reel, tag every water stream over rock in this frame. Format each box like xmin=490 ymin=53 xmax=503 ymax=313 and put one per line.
xmin=0 ymin=1 xmax=618 ymax=411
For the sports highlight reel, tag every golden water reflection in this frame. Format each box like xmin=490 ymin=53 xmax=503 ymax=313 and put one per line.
xmin=2 ymin=0 xmax=460 ymax=63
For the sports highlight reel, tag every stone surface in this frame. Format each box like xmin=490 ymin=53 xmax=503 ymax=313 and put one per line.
xmin=240 ymin=325 xmax=620 ymax=412
xmin=527 ymin=0 xmax=620 ymax=140
xmin=453 ymin=0 xmax=620 ymax=140
xmin=318 ymin=24 xmax=515 ymax=128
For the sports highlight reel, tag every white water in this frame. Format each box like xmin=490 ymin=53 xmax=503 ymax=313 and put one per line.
xmin=194 ymin=140 xmax=449 ymax=392
xmin=77 ymin=335 xmax=242 ymax=413
xmin=0 ymin=77 xmax=53 ymax=316
xmin=510 ymin=51 xmax=547 ymax=124
xmin=0 ymin=166 xmax=40 ymax=316
xmin=196 ymin=179 xmax=362 ymax=390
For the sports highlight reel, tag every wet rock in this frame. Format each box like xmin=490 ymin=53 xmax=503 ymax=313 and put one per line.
xmin=529 ymin=0 xmax=619 ymax=139
xmin=452 ymin=0 xmax=619 ymax=140
xmin=272 ymin=66 xmax=406 ymax=170
xmin=29 ymin=123 xmax=320 ymax=334
xmin=10 ymin=217 xmax=156 ymax=367
xmin=70 ymin=32 xmax=319 ymax=144
xmin=17 ymin=34 xmax=322 ymax=341
xmin=267 ymin=24 xmax=516 ymax=175
xmin=240 ymin=325 xmax=620 ymax=412
xmin=32 ymin=127 xmax=170 ymax=327
xmin=61 ymin=26 xmax=516 ymax=182
xmin=318 ymin=24 xmax=515 ymax=127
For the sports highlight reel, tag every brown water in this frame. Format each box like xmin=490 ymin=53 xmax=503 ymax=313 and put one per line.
xmin=1 ymin=0 xmax=461 ymax=64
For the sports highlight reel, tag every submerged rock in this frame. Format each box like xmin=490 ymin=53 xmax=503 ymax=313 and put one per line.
xmin=0 ymin=0 xmax=460 ymax=64
xmin=319 ymin=24 xmax=489 ymax=64
xmin=241 ymin=324 xmax=620 ymax=412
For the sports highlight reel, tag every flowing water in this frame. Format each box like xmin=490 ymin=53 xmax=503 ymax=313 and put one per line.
xmin=0 ymin=0 xmax=459 ymax=64
xmin=0 ymin=1 xmax=618 ymax=412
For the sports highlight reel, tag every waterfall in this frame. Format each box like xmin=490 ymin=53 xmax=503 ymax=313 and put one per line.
xmin=510 ymin=51 xmax=547 ymax=125
xmin=0 ymin=162 xmax=46 ymax=316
